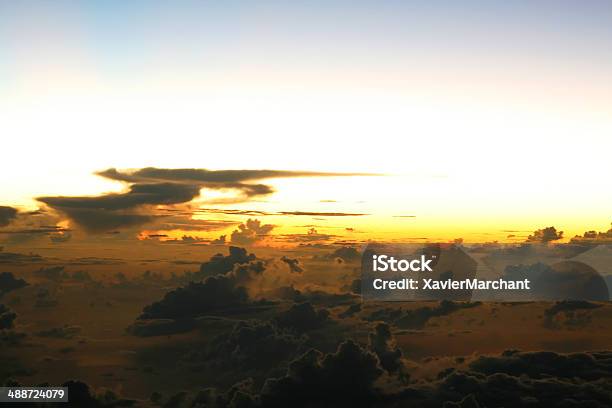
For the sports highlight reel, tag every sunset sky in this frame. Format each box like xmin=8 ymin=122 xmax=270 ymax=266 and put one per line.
xmin=1 ymin=1 xmax=611 ymax=243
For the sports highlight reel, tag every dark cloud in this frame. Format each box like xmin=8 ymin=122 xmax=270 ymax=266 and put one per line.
xmin=127 ymin=318 xmax=196 ymax=337
xmin=526 ymin=226 xmax=563 ymax=243
xmin=277 ymin=228 xmax=337 ymax=243
xmin=325 ymin=246 xmax=361 ymax=262
xmin=0 ymin=251 xmax=44 ymax=264
xmin=260 ymin=340 xmax=383 ymax=407
xmin=274 ymin=302 xmax=330 ymax=333
xmin=571 ymin=223 xmax=612 ymax=244
xmin=35 ymin=325 xmax=81 ymax=339
xmin=542 ymin=300 xmax=603 ymax=329
xmin=97 ymin=167 xmax=373 ymax=184
xmin=266 ymin=286 xmax=356 ymax=307
xmin=338 ymin=302 xmax=361 ymax=318
xmin=364 ymin=300 xmax=481 ymax=330
xmin=203 ymin=320 xmax=305 ymax=370
xmin=0 ymin=206 xmax=18 ymax=227
xmin=38 ymin=183 xmax=200 ymax=233
xmin=0 ymin=272 xmax=28 ymax=298
xmin=0 ymin=304 xmax=17 ymax=330
xmin=39 ymin=167 xmax=373 ymax=233
xmin=139 ymin=276 xmax=249 ymax=319
xmin=33 ymin=265 xmax=65 ymax=281
xmin=279 ymin=211 xmax=369 ymax=217
xmin=280 ymin=256 xmax=303 ymax=273
xmin=197 ymin=208 xmax=272 ymax=216
xmin=197 ymin=246 xmax=256 ymax=279
xmin=469 ymin=349 xmax=611 ymax=381
xmin=35 ymin=287 xmax=59 ymax=308
xmin=58 ymin=380 xmax=135 ymax=407
xmin=140 ymin=248 xmax=266 ymax=319
xmin=369 ymin=322 xmax=404 ymax=375
xmin=526 ymin=261 xmax=609 ymax=301
xmin=230 ymin=219 xmax=274 ymax=245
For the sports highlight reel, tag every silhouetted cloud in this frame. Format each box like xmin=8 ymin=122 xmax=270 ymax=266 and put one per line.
xmin=97 ymin=167 xmax=374 ymax=184
xmin=127 ymin=318 xmax=196 ymax=337
xmin=0 ymin=251 xmax=43 ymax=264
xmin=0 ymin=304 xmax=17 ymax=330
xmin=204 ymin=320 xmax=305 ymax=370
xmin=38 ymin=167 xmax=375 ymax=232
xmin=279 ymin=211 xmax=369 ymax=216
xmin=140 ymin=248 xmax=266 ymax=319
xmin=0 ymin=272 xmax=28 ymax=298
xmin=324 ymin=246 xmax=360 ymax=262
xmin=526 ymin=226 xmax=563 ymax=243
xmin=280 ymin=256 xmax=303 ymax=273
xmin=0 ymin=206 xmax=18 ymax=227
xmin=260 ymin=340 xmax=383 ymax=406
xmin=274 ymin=302 xmax=330 ymax=333
xmin=230 ymin=219 xmax=274 ymax=245
xmin=139 ymin=277 xmax=249 ymax=319
xmin=365 ymin=300 xmax=481 ymax=330
xmin=469 ymin=349 xmax=611 ymax=381
xmin=570 ymin=223 xmax=612 ymax=244
xmin=197 ymin=247 xmax=257 ymax=279
xmin=369 ymin=322 xmax=404 ymax=375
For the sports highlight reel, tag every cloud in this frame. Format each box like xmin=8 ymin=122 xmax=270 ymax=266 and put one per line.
xmin=279 ymin=211 xmax=369 ymax=217
xmin=0 ymin=206 xmax=18 ymax=227
xmin=260 ymin=340 xmax=383 ymax=406
xmin=127 ymin=318 xmax=196 ymax=337
xmin=204 ymin=320 xmax=305 ymax=370
xmin=35 ymin=325 xmax=81 ymax=339
xmin=139 ymin=247 xmax=266 ymax=319
xmin=570 ymin=223 xmax=612 ymax=244
xmin=526 ymin=226 xmax=563 ymax=243
xmin=38 ymin=183 xmax=201 ymax=233
xmin=469 ymin=349 xmax=611 ymax=381
xmin=364 ymin=300 xmax=481 ymax=330
xmin=139 ymin=276 xmax=249 ymax=319
xmin=230 ymin=219 xmax=274 ymax=245
xmin=0 ymin=272 xmax=28 ymax=298
xmin=280 ymin=256 xmax=303 ymax=273
xmin=197 ymin=246 xmax=257 ymax=279
xmin=38 ymin=167 xmax=374 ymax=233
xmin=274 ymin=302 xmax=330 ymax=333
xmin=277 ymin=228 xmax=337 ymax=243
xmin=0 ymin=304 xmax=17 ymax=330
xmin=0 ymin=251 xmax=44 ymax=265
xmin=97 ymin=167 xmax=375 ymax=184
xmin=369 ymin=322 xmax=404 ymax=375
xmin=326 ymin=246 xmax=361 ymax=262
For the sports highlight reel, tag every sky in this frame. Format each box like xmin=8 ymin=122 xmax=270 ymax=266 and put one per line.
xmin=1 ymin=1 xmax=611 ymax=242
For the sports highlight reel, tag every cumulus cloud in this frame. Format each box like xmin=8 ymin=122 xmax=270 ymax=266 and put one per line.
xmin=0 ymin=272 xmax=28 ymax=298
xmin=203 ymin=320 xmax=306 ymax=370
xmin=571 ymin=223 xmax=612 ymax=244
xmin=274 ymin=302 xmax=330 ymax=333
xmin=280 ymin=256 xmax=303 ymax=273
xmin=526 ymin=226 xmax=563 ymax=243
xmin=139 ymin=247 xmax=266 ymax=319
xmin=260 ymin=340 xmax=383 ymax=406
xmin=369 ymin=322 xmax=404 ymax=375
xmin=197 ymin=246 xmax=256 ymax=279
xmin=139 ymin=276 xmax=249 ymax=319
xmin=364 ymin=300 xmax=481 ymax=330
xmin=230 ymin=219 xmax=274 ymax=245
